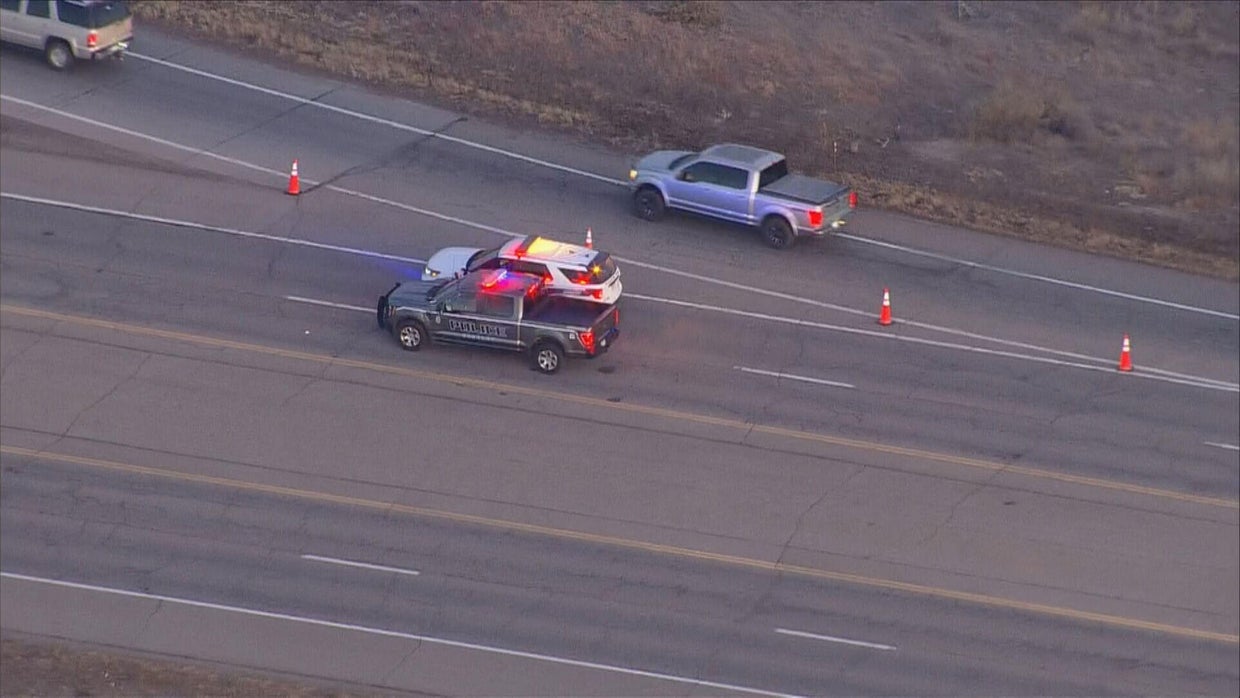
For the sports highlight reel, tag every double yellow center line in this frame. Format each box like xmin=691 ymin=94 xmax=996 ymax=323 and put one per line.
xmin=4 ymin=304 xmax=1235 ymax=509
xmin=1 ymin=304 xmax=1236 ymax=643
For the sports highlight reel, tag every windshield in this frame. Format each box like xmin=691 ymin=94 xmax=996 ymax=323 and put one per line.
xmin=465 ymin=246 xmax=502 ymax=272
xmin=669 ymin=153 xmax=695 ymax=170
xmin=757 ymin=159 xmax=789 ymax=189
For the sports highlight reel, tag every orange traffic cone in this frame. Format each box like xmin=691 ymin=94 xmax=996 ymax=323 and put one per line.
xmin=1117 ymin=334 xmax=1133 ymax=372
xmin=878 ymin=287 xmax=892 ymax=326
xmin=286 ymin=159 xmax=300 ymax=196
xmin=585 ymin=227 xmax=593 ymax=249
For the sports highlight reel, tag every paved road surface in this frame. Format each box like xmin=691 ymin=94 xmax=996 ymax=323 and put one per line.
xmin=1 ymin=29 xmax=1237 ymax=696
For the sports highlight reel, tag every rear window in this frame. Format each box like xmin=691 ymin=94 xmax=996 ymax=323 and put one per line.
xmin=584 ymin=253 xmax=617 ymax=283
xmin=477 ymin=293 xmax=514 ymax=318
xmin=757 ymin=159 xmax=789 ymax=189
xmin=565 ymin=254 xmax=617 ymax=283
xmin=57 ymin=0 xmax=129 ymax=28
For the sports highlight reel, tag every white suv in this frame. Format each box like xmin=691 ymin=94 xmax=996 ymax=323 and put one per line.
xmin=0 ymin=0 xmax=132 ymax=70
xmin=422 ymin=235 xmax=623 ymax=305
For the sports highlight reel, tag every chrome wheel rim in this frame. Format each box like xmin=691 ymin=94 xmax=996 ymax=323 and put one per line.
xmin=537 ymin=350 xmax=558 ymax=372
xmin=399 ymin=326 xmax=420 ymax=348
xmin=49 ymin=45 xmax=70 ymax=69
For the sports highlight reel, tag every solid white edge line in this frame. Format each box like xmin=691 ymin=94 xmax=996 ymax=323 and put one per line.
xmin=301 ymin=554 xmax=420 ymax=576
xmin=285 ymin=296 xmax=372 ymax=313
xmin=5 ymin=185 xmax=1234 ymax=393
xmin=1203 ymin=442 xmax=1240 ymax=452
xmin=0 ymin=192 xmax=426 ymax=265
xmin=2 ymin=96 xmax=1234 ymax=385
xmin=287 ymin=292 xmax=1236 ymax=394
xmin=836 ymin=233 xmax=1240 ymax=321
xmin=113 ymin=55 xmax=1240 ymax=322
xmin=127 ymin=52 xmax=627 ymax=188
xmin=1 ymin=176 xmax=1231 ymax=392
xmin=775 ymin=627 xmax=897 ymax=652
xmin=623 ymin=294 xmax=1239 ymax=394
xmin=0 ymin=571 xmax=802 ymax=698
xmin=734 ymin=366 xmax=855 ymax=389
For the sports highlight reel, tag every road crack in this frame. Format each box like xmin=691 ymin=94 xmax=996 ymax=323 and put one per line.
xmin=55 ymin=354 xmax=151 ymax=446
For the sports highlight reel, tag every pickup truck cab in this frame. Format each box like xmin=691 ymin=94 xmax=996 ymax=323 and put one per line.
xmin=377 ymin=268 xmax=620 ymax=374
xmin=628 ymin=143 xmax=856 ymax=249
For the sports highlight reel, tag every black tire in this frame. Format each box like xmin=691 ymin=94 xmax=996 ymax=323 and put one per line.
xmin=760 ymin=216 xmax=796 ymax=250
xmin=395 ymin=320 xmax=428 ymax=351
xmin=531 ymin=341 xmax=564 ymax=374
xmin=45 ymin=39 xmax=73 ymax=71
xmin=633 ymin=186 xmax=666 ymax=222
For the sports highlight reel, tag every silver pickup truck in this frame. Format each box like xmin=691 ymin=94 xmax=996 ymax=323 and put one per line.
xmin=628 ymin=143 xmax=856 ymax=249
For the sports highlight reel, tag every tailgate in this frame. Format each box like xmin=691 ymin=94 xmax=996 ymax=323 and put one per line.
xmin=88 ymin=2 xmax=133 ymax=47
xmin=591 ymin=303 xmax=620 ymax=342
xmin=821 ymin=187 xmax=855 ymax=223
xmin=94 ymin=15 xmax=133 ymax=48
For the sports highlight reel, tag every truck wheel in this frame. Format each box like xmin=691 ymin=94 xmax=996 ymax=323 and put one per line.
xmin=45 ymin=39 xmax=73 ymax=71
xmin=633 ymin=187 xmax=666 ymax=222
xmin=760 ymin=217 xmax=796 ymax=250
xmin=396 ymin=320 xmax=428 ymax=351
xmin=531 ymin=341 xmax=564 ymax=374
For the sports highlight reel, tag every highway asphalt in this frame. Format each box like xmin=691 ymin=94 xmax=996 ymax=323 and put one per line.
xmin=1 ymin=28 xmax=1237 ymax=696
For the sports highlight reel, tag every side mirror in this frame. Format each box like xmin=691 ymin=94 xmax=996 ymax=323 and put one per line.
xmin=678 ymin=170 xmax=694 ymax=182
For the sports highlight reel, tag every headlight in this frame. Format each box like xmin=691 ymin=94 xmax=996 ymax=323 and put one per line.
xmin=426 ymin=269 xmax=439 ymax=277
xmin=628 ymin=169 xmax=637 ymax=181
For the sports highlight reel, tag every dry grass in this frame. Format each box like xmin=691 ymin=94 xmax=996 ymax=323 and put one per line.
xmin=127 ymin=0 xmax=1239 ymax=280
xmin=0 ymin=637 xmax=374 ymax=697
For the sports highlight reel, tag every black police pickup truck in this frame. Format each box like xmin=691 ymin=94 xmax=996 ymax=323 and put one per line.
xmin=377 ymin=268 xmax=620 ymax=374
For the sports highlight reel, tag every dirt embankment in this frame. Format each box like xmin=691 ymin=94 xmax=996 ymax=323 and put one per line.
xmin=0 ymin=636 xmax=394 ymax=697
xmin=126 ymin=0 xmax=1239 ymax=280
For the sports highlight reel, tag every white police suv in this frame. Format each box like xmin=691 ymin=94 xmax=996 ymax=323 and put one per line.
xmin=422 ymin=235 xmax=622 ymax=305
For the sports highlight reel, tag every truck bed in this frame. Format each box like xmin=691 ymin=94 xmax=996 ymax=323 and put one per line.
xmin=525 ymin=296 xmax=614 ymax=327
xmin=759 ymin=174 xmax=849 ymax=206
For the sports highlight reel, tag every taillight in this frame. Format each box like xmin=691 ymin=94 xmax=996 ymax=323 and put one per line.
xmin=579 ymin=329 xmax=595 ymax=353
xmin=87 ymin=31 xmax=98 ymax=48
xmin=590 ymin=289 xmax=603 ymax=300
xmin=807 ymin=210 xmax=823 ymax=227
xmin=849 ymin=191 xmax=858 ymax=209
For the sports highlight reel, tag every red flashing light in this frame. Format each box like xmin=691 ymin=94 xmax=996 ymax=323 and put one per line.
xmin=579 ymin=329 xmax=596 ymax=354
xmin=807 ymin=210 xmax=823 ymax=228
xmin=513 ymin=236 xmax=537 ymax=259
xmin=87 ymin=31 xmax=98 ymax=48
xmin=849 ymin=191 xmax=858 ymax=209
xmin=480 ymin=269 xmax=508 ymax=289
